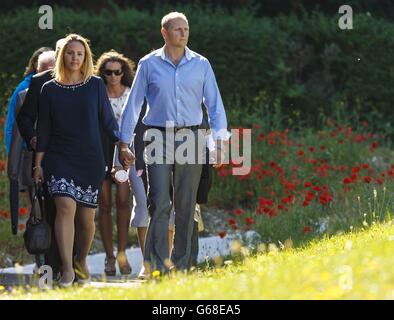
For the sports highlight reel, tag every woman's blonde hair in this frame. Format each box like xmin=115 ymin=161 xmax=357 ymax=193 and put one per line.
xmin=55 ymin=34 xmax=94 ymax=82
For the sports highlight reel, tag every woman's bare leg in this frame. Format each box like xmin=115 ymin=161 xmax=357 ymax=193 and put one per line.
xmin=98 ymin=180 xmax=114 ymax=259
xmin=74 ymin=205 xmax=96 ymax=278
xmin=115 ymin=183 xmax=131 ymax=252
xmin=54 ymin=196 xmax=76 ymax=282
xmin=137 ymin=227 xmax=148 ymax=256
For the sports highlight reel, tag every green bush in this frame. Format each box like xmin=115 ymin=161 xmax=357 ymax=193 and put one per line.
xmin=1 ymin=5 xmax=394 ymax=134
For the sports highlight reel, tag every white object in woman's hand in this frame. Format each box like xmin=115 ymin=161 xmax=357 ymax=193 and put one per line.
xmin=114 ymin=169 xmax=128 ymax=183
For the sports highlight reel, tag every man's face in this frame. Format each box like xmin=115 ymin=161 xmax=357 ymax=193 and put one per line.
xmin=163 ymin=18 xmax=189 ymax=48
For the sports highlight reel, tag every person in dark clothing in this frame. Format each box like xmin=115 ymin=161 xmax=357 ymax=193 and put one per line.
xmin=33 ymin=34 xmax=119 ymax=287
xmin=17 ymin=39 xmax=65 ymax=151
xmin=17 ymin=69 xmax=52 ymax=150
xmin=16 ymin=39 xmax=65 ymax=279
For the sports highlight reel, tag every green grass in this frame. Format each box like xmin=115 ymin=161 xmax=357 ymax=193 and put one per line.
xmin=2 ymin=220 xmax=394 ymax=300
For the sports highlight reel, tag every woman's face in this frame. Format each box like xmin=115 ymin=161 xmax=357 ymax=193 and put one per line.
xmin=104 ymin=61 xmax=123 ymax=87
xmin=63 ymin=40 xmax=85 ymax=73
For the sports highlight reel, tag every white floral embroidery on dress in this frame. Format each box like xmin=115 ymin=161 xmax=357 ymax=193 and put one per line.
xmin=47 ymin=176 xmax=99 ymax=205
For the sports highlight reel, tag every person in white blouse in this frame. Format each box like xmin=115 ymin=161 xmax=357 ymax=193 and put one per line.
xmin=95 ymin=50 xmax=146 ymax=276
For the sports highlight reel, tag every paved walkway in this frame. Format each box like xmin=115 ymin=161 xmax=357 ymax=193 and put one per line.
xmin=0 ymin=234 xmax=234 ymax=289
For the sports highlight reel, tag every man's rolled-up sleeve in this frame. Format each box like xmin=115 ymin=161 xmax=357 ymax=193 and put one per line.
xmin=203 ymin=60 xmax=231 ymax=141
xmin=120 ymin=60 xmax=148 ymax=145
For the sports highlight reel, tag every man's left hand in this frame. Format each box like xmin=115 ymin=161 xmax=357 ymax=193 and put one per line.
xmin=210 ymin=147 xmax=226 ymax=168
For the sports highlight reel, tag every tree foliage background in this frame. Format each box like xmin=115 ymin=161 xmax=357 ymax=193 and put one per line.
xmin=1 ymin=1 xmax=393 ymax=134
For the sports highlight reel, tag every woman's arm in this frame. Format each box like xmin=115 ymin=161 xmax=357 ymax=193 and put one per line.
xmin=33 ymin=151 xmax=45 ymax=183
xmin=98 ymin=79 xmax=119 ymax=143
xmin=34 ymin=83 xmax=51 ymax=183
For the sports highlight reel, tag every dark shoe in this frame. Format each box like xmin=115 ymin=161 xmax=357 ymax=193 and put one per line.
xmin=104 ymin=256 xmax=116 ymax=276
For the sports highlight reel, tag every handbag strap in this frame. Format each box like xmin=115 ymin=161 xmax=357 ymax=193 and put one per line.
xmin=28 ymin=183 xmax=47 ymax=222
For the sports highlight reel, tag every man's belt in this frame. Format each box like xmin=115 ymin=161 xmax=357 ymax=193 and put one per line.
xmin=147 ymin=125 xmax=200 ymax=132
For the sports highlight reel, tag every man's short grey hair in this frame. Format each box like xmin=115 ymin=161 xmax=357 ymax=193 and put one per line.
xmin=161 ymin=12 xmax=188 ymax=29
xmin=55 ymin=38 xmax=66 ymax=56
xmin=37 ymin=50 xmax=56 ymax=72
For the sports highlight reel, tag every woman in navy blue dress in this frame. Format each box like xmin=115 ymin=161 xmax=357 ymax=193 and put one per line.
xmin=34 ymin=34 xmax=119 ymax=287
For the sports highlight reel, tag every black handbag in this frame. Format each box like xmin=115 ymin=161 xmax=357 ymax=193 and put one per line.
xmin=23 ymin=184 xmax=51 ymax=254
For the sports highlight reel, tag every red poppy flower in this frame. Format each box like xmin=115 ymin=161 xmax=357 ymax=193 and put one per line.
xmin=228 ymin=218 xmax=237 ymax=225
xmin=18 ymin=207 xmax=28 ymax=217
xmin=245 ymin=217 xmax=255 ymax=225
xmin=304 ymin=181 xmax=312 ymax=187
xmin=218 ymin=231 xmax=227 ymax=238
xmin=319 ymin=193 xmax=332 ymax=205
xmin=364 ymin=176 xmax=372 ymax=183
xmin=0 ymin=210 xmax=10 ymax=219
xmin=268 ymin=209 xmax=277 ymax=218
xmin=343 ymin=177 xmax=352 ymax=184
xmin=234 ymin=208 xmax=245 ymax=216
xmin=303 ymin=226 xmax=312 ymax=234
xmin=246 ymin=191 xmax=254 ymax=197
xmin=352 ymin=166 xmax=360 ymax=174
xmin=370 ymin=142 xmax=378 ymax=150
xmin=305 ymin=191 xmax=314 ymax=201
xmin=217 ymin=167 xmax=228 ymax=177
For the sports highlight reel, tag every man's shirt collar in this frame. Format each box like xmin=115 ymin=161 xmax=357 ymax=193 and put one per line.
xmin=156 ymin=46 xmax=196 ymax=62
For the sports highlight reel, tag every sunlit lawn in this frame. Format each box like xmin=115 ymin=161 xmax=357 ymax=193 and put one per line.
xmin=2 ymin=220 xmax=394 ymax=300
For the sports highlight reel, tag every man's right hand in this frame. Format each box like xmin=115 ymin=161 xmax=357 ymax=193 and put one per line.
xmin=30 ymin=136 xmax=37 ymax=150
xmin=119 ymin=148 xmax=135 ymax=170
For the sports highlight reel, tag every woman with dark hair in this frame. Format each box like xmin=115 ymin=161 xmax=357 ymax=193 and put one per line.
xmin=5 ymin=46 xmax=52 ymax=154
xmin=95 ymin=50 xmax=149 ymax=276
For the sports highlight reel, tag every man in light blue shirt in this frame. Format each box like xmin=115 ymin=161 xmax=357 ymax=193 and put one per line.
xmin=119 ymin=12 xmax=229 ymax=275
